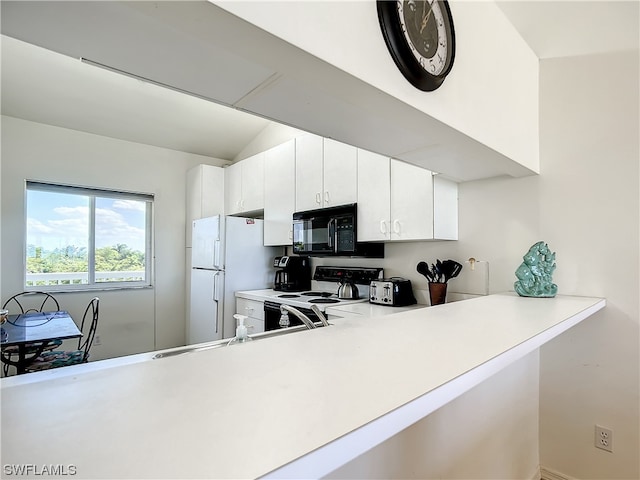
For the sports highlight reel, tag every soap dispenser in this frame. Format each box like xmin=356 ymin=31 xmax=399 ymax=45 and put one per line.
xmin=227 ymin=314 xmax=253 ymax=345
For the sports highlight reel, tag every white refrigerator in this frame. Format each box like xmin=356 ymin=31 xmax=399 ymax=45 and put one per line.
xmin=189 ymin=216 xmax=279 ymax=344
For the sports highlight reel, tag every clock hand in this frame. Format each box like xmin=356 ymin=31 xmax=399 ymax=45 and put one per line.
xmin=421 ymin=2 xmax=434 ymax=34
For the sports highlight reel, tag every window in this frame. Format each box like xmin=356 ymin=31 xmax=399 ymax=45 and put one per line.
xmin=25 ymin=181 xmax=153 ymax=290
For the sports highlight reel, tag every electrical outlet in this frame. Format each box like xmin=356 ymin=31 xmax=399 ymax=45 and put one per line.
xmin=93 ymin=334 xmax=102 ymax=346
xmin=595 ymin=425 xmax=613 ymax=452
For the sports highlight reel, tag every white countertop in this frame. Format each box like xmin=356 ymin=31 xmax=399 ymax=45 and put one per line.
xmin=325 ymin=301 xmax=425 ymax=318
xmin=0 ymin=293 xmax=605 ymax=479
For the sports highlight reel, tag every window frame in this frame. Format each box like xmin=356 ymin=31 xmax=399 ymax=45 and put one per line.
xmin=24 ymin=180 xmax=154 ymax=292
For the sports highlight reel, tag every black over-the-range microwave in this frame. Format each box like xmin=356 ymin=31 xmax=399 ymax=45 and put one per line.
xmin=292 ymin=203 xmax=384 ymax=258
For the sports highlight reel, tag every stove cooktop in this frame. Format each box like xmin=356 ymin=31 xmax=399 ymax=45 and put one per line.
xmin=262 ymin=288 xmax=367 ymax=311
xmin=301 ymin=291 xmax=334 ymax=297
xmin=308 ymin=298 xmax=340 ymax=304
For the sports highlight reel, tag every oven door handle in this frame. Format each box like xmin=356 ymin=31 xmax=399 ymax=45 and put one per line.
xmin=264 ymin=301 xmax=281 ymax=311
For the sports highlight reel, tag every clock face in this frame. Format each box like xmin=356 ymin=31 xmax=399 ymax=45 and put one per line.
xmin=378 ymin=0 xmax=455 ymax=91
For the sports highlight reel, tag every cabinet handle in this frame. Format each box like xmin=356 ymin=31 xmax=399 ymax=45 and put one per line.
xmin=315 ymin=193 xmax=321 ymax=205
xmin=324 ymin=191 xmax=330 ymax=205
xmin=393 ymin=219 xmax=401 ymax=234
xmin=289 ymin=229 xmax=293 ymax=240
xmin=380 ymin=220 xmax=387 ymax=234
xmin=245 ymin=306 xmax=254 ymax=314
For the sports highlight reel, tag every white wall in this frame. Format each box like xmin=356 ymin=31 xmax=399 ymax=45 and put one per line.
xmin=0 ymin=116 xmax=228 ymax=361
xmin=233 ymin=122 xmax=304 ymax=162
xmin=215 ymin=0 xmax=540 ymax=173
xmin=536 ymin=51 xmax=639 ymax=479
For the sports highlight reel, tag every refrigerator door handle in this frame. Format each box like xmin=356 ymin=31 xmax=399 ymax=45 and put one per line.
xmin=213 ymin=239 xmax=221 ymax=269
xmin=212 ymin=271 xmax=221 ymax=302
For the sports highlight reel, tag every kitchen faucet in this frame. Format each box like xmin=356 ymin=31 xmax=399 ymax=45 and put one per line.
xmin=279 ymin=305 xmax=330 ymax=330
xmin=309 ymin=305 xmax=330 ymax=327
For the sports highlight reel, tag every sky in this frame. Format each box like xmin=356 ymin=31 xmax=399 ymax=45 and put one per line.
xmin=27 ymin=190 xmax=147 ymax=253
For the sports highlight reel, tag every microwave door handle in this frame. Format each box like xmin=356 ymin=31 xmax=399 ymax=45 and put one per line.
xmin=327 ymin=218 xmax=336 ymax=250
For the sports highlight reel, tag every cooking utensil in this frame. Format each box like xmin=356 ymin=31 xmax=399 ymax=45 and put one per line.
xmin=440 ymin=260 xmax=463 ymax=282
xmin=417 ymin=259 xmax=463 ymax=283
xmin=416 ymin=261 xmax=433 ymax=282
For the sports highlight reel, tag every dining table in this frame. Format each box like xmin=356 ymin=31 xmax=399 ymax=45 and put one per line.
xmin=1 ymin=311 xmax=82 ymax=374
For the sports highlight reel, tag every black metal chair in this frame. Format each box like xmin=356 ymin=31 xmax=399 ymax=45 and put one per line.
xmin=25 ymin=297 xmax=100 ymax=373
xmin=1 ymin=291 xmax=63 ymax=375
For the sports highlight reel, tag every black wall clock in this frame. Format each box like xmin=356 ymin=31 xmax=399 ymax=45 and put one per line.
xmin=377 ymin=0 xmax=456 ymax=91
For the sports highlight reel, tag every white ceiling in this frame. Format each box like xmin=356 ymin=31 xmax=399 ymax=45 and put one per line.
xmin=0 ymin=35 xmax=271 ymax=162
xmin=496 ymin=0 xmax=639 ymax=59
xmin=1 ymin=1 xmax=638 ymax=164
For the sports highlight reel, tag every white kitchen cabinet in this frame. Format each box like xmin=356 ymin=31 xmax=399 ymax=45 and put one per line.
xmin=295 ymin=134 xmax=357 ymax=211
xmin=295 ymin=133 xmax=324 ymax=211
xmin=225 ymin=162 xmax=242 ymax=215
xmin=225 ymin=152 xmax=265 ymax=215
xmin=186 ymin=164 xmax=225 ymax=247
xmin=356 ymin=149 xmax=391 ymax=242
xmin=264 ymin=139 xmax=295 ymax=246
xmin=322 ymin=138 xmax=357 ymax=207
xmin=357 ymin=151 xmax=458 ymax=241
xmin=390 ymin=159 xmax=434 ymax=240
xmin=236 ymin=298 xmax=265 ymax=334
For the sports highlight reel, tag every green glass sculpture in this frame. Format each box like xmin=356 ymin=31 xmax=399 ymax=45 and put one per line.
xmin=514 ymin=241 xmax=558 ymax=297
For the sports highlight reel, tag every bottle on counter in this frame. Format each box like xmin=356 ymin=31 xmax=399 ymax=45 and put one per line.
xmin=227 ymin=314 xmax=253 ymax=346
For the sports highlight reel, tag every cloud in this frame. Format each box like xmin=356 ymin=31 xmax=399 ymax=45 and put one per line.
xmin=27 ymin=217 xmax=55 ymax=235
xmin=112 ymin=200 xmax=146 ymax=212
xmin=28 ymin=204 xmax=146 ymax=252
xmin=96 ymin=208 xmax=145 ymax=250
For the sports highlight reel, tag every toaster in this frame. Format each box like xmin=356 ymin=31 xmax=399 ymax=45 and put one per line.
xmin=369 ymin=277 xmax=417 ymax=306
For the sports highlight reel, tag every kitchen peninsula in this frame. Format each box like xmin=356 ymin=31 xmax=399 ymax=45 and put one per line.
xmin=1 ymin=293 xmax=605 ymax=479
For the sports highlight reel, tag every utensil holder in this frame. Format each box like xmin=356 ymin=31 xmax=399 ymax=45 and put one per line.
xmin=428 ymin=282 xmax=447 ymax=306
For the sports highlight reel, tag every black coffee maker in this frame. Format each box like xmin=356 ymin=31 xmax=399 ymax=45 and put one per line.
xmin=273 ymin=256 xmax=311 ymax=292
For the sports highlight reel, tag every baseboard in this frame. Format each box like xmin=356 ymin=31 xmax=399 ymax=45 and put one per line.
xmin=540 ymin=466 xmax=575 ymax=480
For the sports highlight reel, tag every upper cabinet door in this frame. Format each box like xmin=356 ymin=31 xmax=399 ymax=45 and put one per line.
xmin=323 ymin=138 xmax=357 ymax=207
xmin=186 ymin=164 xmax=224 ymax=247
xmin=264 ymin=139 xmax=295 ymax=246
xmin=295 ymin=133 xmax=324 ymax=212
xmin=224 ymin=162 xmax=243 ymax=215
xmin=225 ymin=152 xmax=265 ymax=215
xmin=241 ymin=151 xmax=265 ymax=213
xmin=357 ymin=149 xmax=391 ymax=242
xmin=390 ymin=159 xmax=434 ymax=241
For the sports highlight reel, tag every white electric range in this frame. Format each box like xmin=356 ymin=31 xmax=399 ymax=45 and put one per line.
xmin=236 ymin=266 xmax=383 ymax=330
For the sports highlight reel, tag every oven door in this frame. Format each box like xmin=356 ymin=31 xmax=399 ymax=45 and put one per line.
xmin=264 ymin=301 xmax=320 ymax=331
